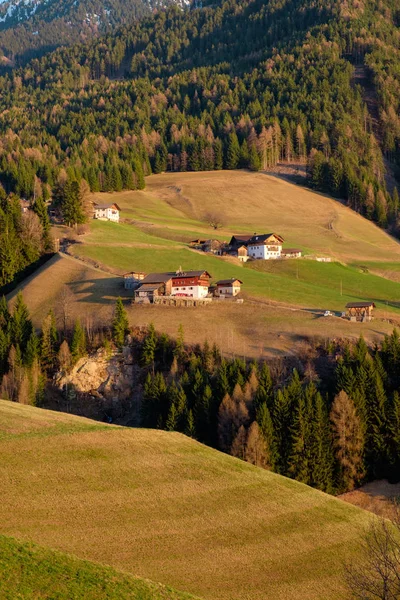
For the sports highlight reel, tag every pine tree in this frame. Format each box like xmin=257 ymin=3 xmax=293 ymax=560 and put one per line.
xmin=288 ymin=385 xmax=313 ymax=484
xmin=249 ymin=144 xmax=261 ymax=171
xmin=142 ymin=322 xmax=157 ymax=367
xmin=112 ymin=298 xmax=129 ymax=348
xmin=11 ymin=293 xmax=33 ymax=351
xmin=185 ymin=408 xmax=196 ymax=438
xmin=256 ymin=402 xmax=278 ymax=469
xmin=166 ymin=402 xmax=178 ymax=431
xmin=40 ymin=311 xmax=57 ymax=371
xmin=173 ymin=324 xmax=185 ymax=362
xmin=25 ymin=331 xmax=39 ymax=367
xmin=226 ymin=132 xmax=240 ymax=169
xmin=71 ymin=320 xmax=86 ymax=362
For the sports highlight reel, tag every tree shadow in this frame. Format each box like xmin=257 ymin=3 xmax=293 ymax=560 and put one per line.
xmin=66 ymin=277 xmax=132 ymax=305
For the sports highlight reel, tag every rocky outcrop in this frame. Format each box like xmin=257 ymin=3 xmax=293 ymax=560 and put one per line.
xmin=56 ymin=346 xmax=137 ymax=404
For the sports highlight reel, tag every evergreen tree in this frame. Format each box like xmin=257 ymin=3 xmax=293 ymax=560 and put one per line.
xmin=226 ymin=132 xmax=240 ymax=169
xmin=71 ymin=320 xmax=86 ymax=362
xmin=112 ymin=298 xmax=129 ymax=348
xmin=142 ymin=322 xmax=157 ymax=367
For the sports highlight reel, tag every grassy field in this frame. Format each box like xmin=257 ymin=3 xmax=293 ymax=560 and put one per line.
xmin=0 ymin=400 xmax=373 ymax=600
xmin=0 ymin=534 xmax=198 ymax=599
xmin=9 ymin=171 xmax=400 ymax=356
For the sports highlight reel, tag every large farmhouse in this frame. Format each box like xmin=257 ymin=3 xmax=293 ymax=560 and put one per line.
xmin=228 ymin=232 xmax=302 ymax=261
xmin=171 ymin=270 xmax=212 ymax=299
xmin=133 ymin=268 xmax=241 ymax=304
xmin=247 ymin=233 xmax=284 ymax=260
xmin=93 ymin=202 xmax=120 ymax=222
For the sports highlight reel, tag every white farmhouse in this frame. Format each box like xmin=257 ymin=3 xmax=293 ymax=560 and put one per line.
xmin=93 ymin=202 xmax=120 ymax=222
xmin=171 ymin=270 xmax=211 ymax=299
xmin=247 ymin=233 xmax=284 ymax=260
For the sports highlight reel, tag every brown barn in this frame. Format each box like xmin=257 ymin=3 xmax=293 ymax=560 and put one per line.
xmin=345 ymin=302 xmax=375 ymax=322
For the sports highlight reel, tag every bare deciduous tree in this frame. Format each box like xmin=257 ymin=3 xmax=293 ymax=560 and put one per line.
xmin=345 ymin=508 xmax=400 ymax=599
xmin=204 ymin=211 xmax=225 ymax=230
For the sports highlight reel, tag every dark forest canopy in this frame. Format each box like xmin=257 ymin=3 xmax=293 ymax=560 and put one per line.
xmin=0 ymin=0 xmax=400 ymax=229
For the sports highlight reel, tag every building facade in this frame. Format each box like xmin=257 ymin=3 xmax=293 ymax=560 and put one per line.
xmin=247 ymin=233 xmax=284 ymax=260
xmin=216 ymin=278 xmax=242 ymax=296
xmin=171 ymin=270 xmax=211 ymax=299
xmin=93 ymin=203 xmax=120 ymax=222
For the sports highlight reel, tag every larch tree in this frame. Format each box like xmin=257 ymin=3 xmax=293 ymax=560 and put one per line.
xmin=330 ymin=390 xmax=365 ymax=492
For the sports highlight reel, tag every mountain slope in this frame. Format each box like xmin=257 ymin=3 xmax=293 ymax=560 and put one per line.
xmin=0 ymin=534 xmax=199 ymax=599
xmin=0 ymin=399 xmax=372 ymax=600
xmin=0 ymin=0 xmax=399 ymax=233
xmin=0 ymin=0 xmax=188 ymax=65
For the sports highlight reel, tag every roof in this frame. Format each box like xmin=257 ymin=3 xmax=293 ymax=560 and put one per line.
xmin=216 ymin=278 xmax=243 ymax=285
xmin=141 ymin=272 xmax=174 ymax=284
xmin=248 ymin=233 xmax=284 ymax=245
xmin=281 ymin=248 xmax=302 ymax=254
xmin=136 ymin=283 xmax=162 ymax=292
xmin=123 ymin=271 xmax=146 ymax=277
xmin=229 ymin=235 xmax=254 ymax=244
xmin=94 ymin=203 xmax=121 ymax=211
xmin=345 ymin=302 xmax=376 ymax=309
xmin=172 ymin=270 xmax=212 ymax=279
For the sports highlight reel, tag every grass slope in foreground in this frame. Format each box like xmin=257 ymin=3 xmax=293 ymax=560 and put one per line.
xmin=0 ymin=535 xmax=198 ymax=600
xmin=0 ymin=400 xmax=372 ymax=600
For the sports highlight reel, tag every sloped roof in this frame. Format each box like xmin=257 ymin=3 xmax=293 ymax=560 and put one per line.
xmin=216 ymin=278 xmax=243 ymax=285
xmin=136 ymin=283 xmax=162 ymax=292
xmin=229 ymin=235 xmax=254 ymax=244
xmin=248 ymin=233 xmax=284 ymax=244
xmin=281 ymin=248 xmax=302 ymax=254
xmin=172 ymin=270 xmax=212 ymax=279
xmin=346 ymin=302 xmax=375 ymax=309
xmin=94 ymin=203 xmax=121 ymax=210
xmin=141 ymin=272 xmax=174 ymax=284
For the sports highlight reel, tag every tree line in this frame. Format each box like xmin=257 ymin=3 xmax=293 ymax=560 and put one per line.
xmin=0 ymin=0 xmax=398 ymax=232
xmin=1 ymin=294 xmax=399 ymax=495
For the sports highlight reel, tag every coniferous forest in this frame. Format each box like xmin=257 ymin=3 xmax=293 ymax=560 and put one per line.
xmin=1 ymin=296 xmax=399 ymax=495
xmin=0 ymin=0 xmax=399 ymax=233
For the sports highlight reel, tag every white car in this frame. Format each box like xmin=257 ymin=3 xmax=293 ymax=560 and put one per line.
xmin=323 ymin=310 xmax=334 ymax=317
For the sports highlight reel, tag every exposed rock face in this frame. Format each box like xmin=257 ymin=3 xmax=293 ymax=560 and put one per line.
xmin=56 ymin=347 xmax=135 ymax=403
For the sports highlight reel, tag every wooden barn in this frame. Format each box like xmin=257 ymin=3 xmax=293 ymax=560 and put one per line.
xmin=345 ymin=302 xmax=375 ymax=322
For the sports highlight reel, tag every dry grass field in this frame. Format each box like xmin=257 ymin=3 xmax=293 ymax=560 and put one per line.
xmin=0 ymin=400 xmax=373 ymax=600
xmin=9 ymin=171 xmax=400 ymax=356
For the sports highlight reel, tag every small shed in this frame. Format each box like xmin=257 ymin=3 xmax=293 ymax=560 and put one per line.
xmin=216 ymin=278 xmax=243 ymax=297
xmin=345 ymin=302 xmax=375 ymax=322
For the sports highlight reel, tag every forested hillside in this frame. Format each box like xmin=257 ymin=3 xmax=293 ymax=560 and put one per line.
xmin=0 ymin=0 xmax=187 ymax=65
xmin=0 ymin=0 xmax=400 ymax=229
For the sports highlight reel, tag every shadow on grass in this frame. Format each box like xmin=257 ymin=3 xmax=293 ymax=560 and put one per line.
xmin=66 ymin=277 xmax=133 ymax=305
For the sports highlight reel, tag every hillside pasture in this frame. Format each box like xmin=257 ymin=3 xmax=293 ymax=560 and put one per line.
xmin=97 ymin=171 xmax=400 ymax=263
xmin=0 ymin=401 xmax=373 ymax=600
xmin=0 ymin=534 xmax=198 ymax=599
